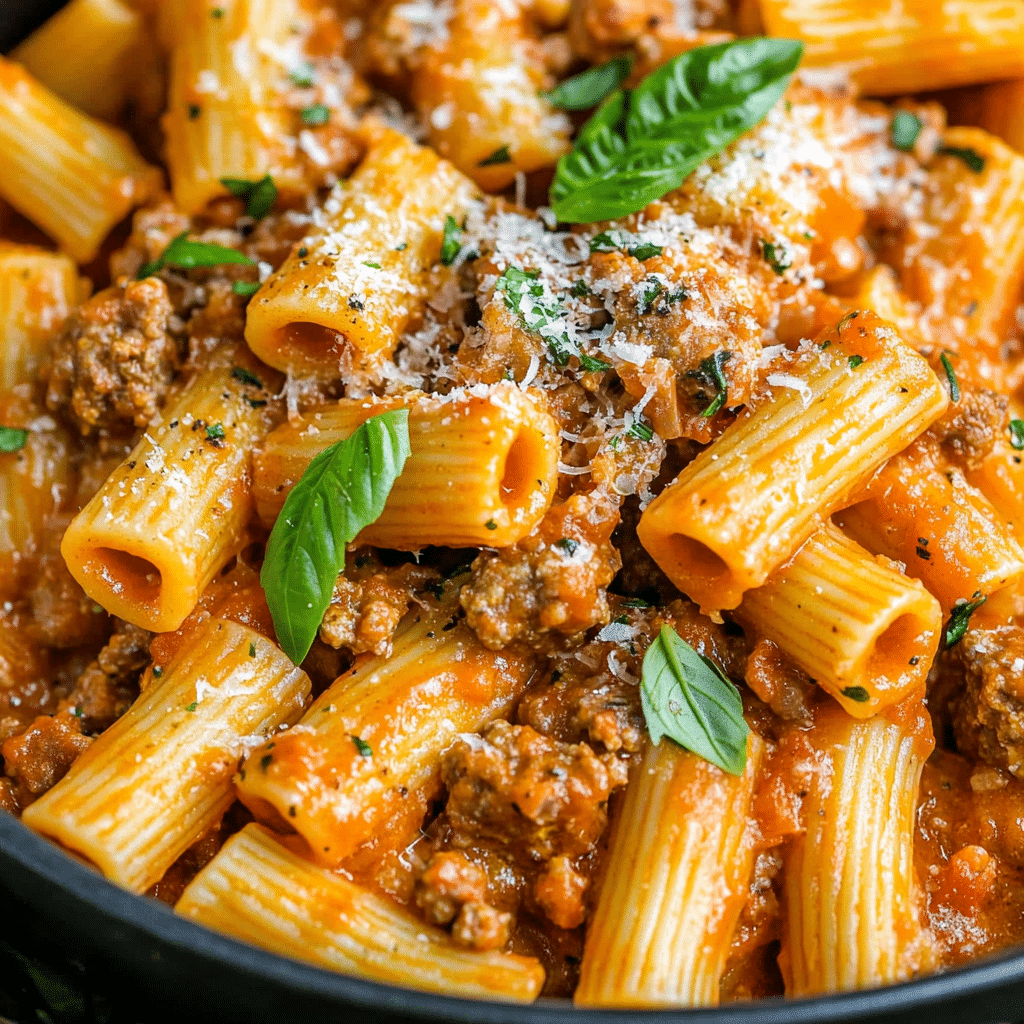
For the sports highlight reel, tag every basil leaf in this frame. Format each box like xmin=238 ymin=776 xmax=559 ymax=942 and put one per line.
xmin=690 ymin=350 xmax=732 ymax=417
xmin=261 ymin=410 xmax=411 ymax=664
xmin=479 ymin=146 xmax=512 ymax=166
xmin=440 ymin=214 xmax=462 ymax=266
xmin=890 ymin=111 xmax=921 ymax=151
xmin=1009 ymin=419 xmax=1024 ymax=450
xmin=544 ymin=53 xmax=634 ymax=112
xmin=640 ymin=624 xmax=748 ymax=775
xmin=550 ymin=37 xmax=803 ymax=223
xmin=940 ymin=351 xmax=960 ymax=403
xmin=137 ymin=233 xmax=255 ymax=278
xmin=220 ymin=174 xmax=277 ymax=219
xmin=945 ymin=594 xmax=986 ymax=648
xmin=0 ymin=426 xmax=28 ymax=452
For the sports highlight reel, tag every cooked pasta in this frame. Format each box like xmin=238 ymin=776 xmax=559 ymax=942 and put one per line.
xmin=4 ymin=0 xmax=1024 ymax=1012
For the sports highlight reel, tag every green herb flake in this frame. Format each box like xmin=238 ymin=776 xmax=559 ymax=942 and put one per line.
xmin=543 ymin=53 xmax=634 ymax=112
xmin=188 ymin=104 xmax=202 ymax=119
xmin=136 ymin=232 xmax=255 ymax=279
xmin=289 ymin=60 xmax=316 ymax=87
xmin=232 ymin=280 xmax=260 ymax=296
xmin=363 ymin=261 xmax=381 ymax=269
xmin=211 ymin=6 xmax=224 ymax=17
xmin=249 ymin=641 xmax=256 ymax=657
xmin=300 ymin=104 xmax=330 ymax=126
xmin=479 ymin=145 xmax=512 ymax=167
xmin=440 ymin=214 xmax=462 ymax=266
xmin=351 ymin=735 xmax=373 ymax=757
xmin=621 ymin=596 xmax=650 ymax=608
xmin=945 ymin=594 xmax=987 ymax=648
xmin=589 ymin=230 xmax=624 ymax=254
xmin=549 ymin=38 xmax=804 ymax=223
xmin=72 ymin=706 xmax=83 ymax=718
xmin=848 ymin=354 xmax=864 ymax=369
xmin=570 ymin=279 xmax=591 ymax=297
xmin=297 ymin=246 xmax=308 ymax=259
xmin=840 ymin=685 xmax=870 ymax=703
xmin=206 ymin=422 xmax=226 ymax=442
xmin=555 ymin=537 xmax=578 ymax=555
xmin=890 ymin=111 xmax=922 ymax=151
xmin=1009 ymin=419 xmax=1024 ymax=450
xmin=691 ymin=350 xmax=732 ymax=418
xmin=485 ymin=519 xmax=498 ymax=530
xmin=628 ymin=418 xmax=654 ymax=441
xmin=940 ymin=351 xmax=961 ymax=403
xmin=628 ymin=242 xmax=663 ymax=261
xmin=261 ymin=410 xmax=411 ymax=665
xmin=220 ymin=174 xmax=277 ymax=219
xmin=153 ymin=666 xmax=163 ymax=678
xmin=939 ymin=145 xmax=985 ymax=173
xmin=637 ymin=277 xmax=663 ymax=314
xmin=578 ymin=353 xmax=612 ymax=372
xmin=185 ymin=702 xmax=198 ymax=712
xmin=640 ymin=624 xmax=749 ymax=775
xmin=0 ymin=426 xmax=28 ymax=452
xmin=260 ymin=753 xmax=273 ymax=772
xmin=761 ymin=239 xmax=791 ymax=275
xmin=232 ymin=366 xmax=263 ymax=388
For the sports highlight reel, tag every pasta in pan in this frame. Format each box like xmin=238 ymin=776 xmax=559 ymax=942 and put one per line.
xmin=4 ymin=0 xmax=1024 ymax=1010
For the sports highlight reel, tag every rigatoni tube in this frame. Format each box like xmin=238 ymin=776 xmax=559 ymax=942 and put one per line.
xmin=575 ymin=734 xmax=764 ymax=1008
xmin=637 ymin=313 xmax=947 ymax=610
xmin=244 ymin=127 xmax=477 ymax=378
xmin=61 ymin=349 xmax=275 ymax=632
xmin=0 ymin=57 xmax=160 ymax=262
xmin=737 ymin=522 xmax=942 ymax=718
xmin=176 ymin=823 xmax=545 ymax=1002
xmin=253 ymin=383 xmax=558 ymax=549
xmin=783 ymin=707 xmax=935 ymax=995
xmin=22 ymin=620 xmax=310 ymax=893
xmin=236 ymin=583 xmax=537 ymax=868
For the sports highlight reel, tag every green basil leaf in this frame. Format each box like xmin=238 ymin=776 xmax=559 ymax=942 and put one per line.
xmin=945 ymin=594 xmax=986 ymax=648
xmin=544 ymin=53 xmax=634 ymax=112
xmin=261 ymin=409 xmax=411 ymax=664
xmin=550 ymin=38 xmax=803 ymax=223
xmin=440 ymin=214 xmax=462 ymax=266
xmin=137 ymin=232 xmax=255 ymax=278
xmin=640 ymin=624 xmax=748 ymax=775
xmin=220 ymin=174 xmax=277 ymax=219
xmin=0 ymin=426 xmax=28 ymax=452
xmin=690 ymin=349 xmax=732 ymax=417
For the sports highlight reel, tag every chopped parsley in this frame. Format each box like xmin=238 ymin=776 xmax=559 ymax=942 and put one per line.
xmin=761 ymin=239 xmax=791 ymax=275
xmin=628 ymin=418 xmax=654 ymax=441
xmin=890 ymin=111 xmax=922 ymax=151
xmin=363 ymin=261 xmax=381 ymax=269
xmin=478 ymin=146 xmax=512 ymax=166
xmin=848 ymin=354 xmax=864 ymax=369
xmin=589 ymin=230 xmax=624 ymax=254
xmin=300 ymin=104 xmax=330 ymax=126
xmin=0 ymin=426 xmax=28 ymax=452
xmin=1009 ymin=419 xmax=1024 ymax=450
xmin=188 ymin=104 xmax=201 ymax=119
xmin=940 ymin=352 xmax=960 ymax=403
xmin=637 ymin=277 xmax=663 ymax=315
xmin=628 ymin=242 xmax=663 ymax=260
xmin=945 ymin=594 xmax=986 ymax=648
xmin=691 ymin=350 xmax=732 ymax=418
xmin=570 ymin=279 xmax=591 ymax=297
xmin=841 ymin=685 xmax=870 ymax=703
xmin=260 ymin=753 xmax=273 ymax=772
xmin=485 ymin=519 xmax=497 ymax=530
xmin=289 ymin=61 xmax=316 ymax=87
xmin=249 ymin=641 xmax=257 ymax=657
xmin=219 ymin=174 xmax=277 ymax=219
xmin=351 ymin=735 xmax=372 ymax=757
xmin=440 ymin=215 xmax=462 ymax=266
xmin=185 ymin=702 xmax=198 ymax=712
xmin=555 ymin=537 xmax=578 ymax=555
xmin=939 ymin=145 xmax=985 ymax=173
xmin=153 ymin=666 xmax=163 ymax=678
xmin=232 ymin=280 xmax=260 ymax=296
xmin=206 ymin=422 xmax=226 ymax=442
xmin=231 ymin=366 xmax=263 ymax=388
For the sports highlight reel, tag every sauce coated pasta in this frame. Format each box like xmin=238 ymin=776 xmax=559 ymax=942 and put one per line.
xmin=3 ymin=0 xmax=1024 ymax=1008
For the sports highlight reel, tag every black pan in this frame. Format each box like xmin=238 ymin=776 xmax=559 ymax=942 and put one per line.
xmin=3 ymin=5 xmax=1024 ymax=1022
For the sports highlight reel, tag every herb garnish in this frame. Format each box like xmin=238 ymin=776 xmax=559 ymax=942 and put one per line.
xmin=841 ymin=685 xmax=870 ymax=703
xmin=629 ymin=418 xmax=654 ymax=441
xmin=848 ymin=354 xmax=864 ymax=369
xmin=1009 ymin=419 xmax=1024 ymax=450
xmin=479 ymin=146 xmax=512 ymax=167
xmin=0 ymin=426 xmax=28 ymax=452
xmin=289 ymin=61 xmax=316 ymax=87
xmin=761 ymin=239 xmax=791 ymax=275
xmin=640 ymin=624 xmax=749 ymax=775
xmin=940 ymin=352 xmax=960 ymax=402
xmin=137 ymin=233 xmax=254 ymax=279
xmin=261 ymin=410 xmax=410 ymax=665
xmin=232 ymin=280 xmax=260 ymax=296
xmin=549 ymin=38 xmax=803 ymax=223
xmin=945 ymin=594 xmax=986 ymax=648
xmin=543 ymin=54 xmax=634 ymax=112
xmin=351 ymin=735 xmax=372 ymax=757
xmin=890 ymin=111 xmax=922 ymax=151
xmin=691 ymin=350 xmax=732 ymax=417
xmin=220 ymin=174 xmax=277 ymax=219
xmin=629 ymin=242 xmax=663 ymax=261
xmin=300 ymin=104 xmax=330 ymax=126
xmin=939 ymin=145 xmax=985 ymax=173
xmin=231 ymin=366 xmax=263 ymax=388
xmin=440 ymin=215 xmax=462 ymax=266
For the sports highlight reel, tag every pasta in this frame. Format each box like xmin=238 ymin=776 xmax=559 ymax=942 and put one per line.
xmin=4 ymin=0 xmax=1024 ymax=1013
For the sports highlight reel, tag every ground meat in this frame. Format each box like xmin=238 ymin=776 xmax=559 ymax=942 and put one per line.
xmin=416 ymin=850 xmax=490 ymax=926
xmin=1 ymin=707 xmax=91 ymax=797
xmin=461 ymin=488 xmax=621 ymax=649
xmin=0 ymin=624 xmax=56 ymax=731
xmin=319 ymin=569 xmax=421 ymax=657
xmin=928 ymin=386 xmax=1008 ymax=470
xmin=45 ymin=277 xmax=180 ymax=436
xmin=744 ymin=637 xmax=815 ymax=726
xmin=442 ymin=721 xmax=628 ymax=864
xmin=27 ymin=539 xmax=110 ymax=649
xmin=952 ymin=627 xmax=1024 ymax=778
xmin=533 ymin=855 xmax=589 ymax=929
xmin=57 ymin=621 xmax=151 ymax=734
xmin=451 ymin=900 xmax=513 ymax=951
xmin=0 ymin=776 xmax=18 ymax=814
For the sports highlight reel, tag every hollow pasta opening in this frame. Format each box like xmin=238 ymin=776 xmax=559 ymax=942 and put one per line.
xmin=868 ymin=611 xmax=924 ymax=685
xmin=662 ymin=532 xmax=731 ymax=587
xmin=499 ymin=428 xmax=541 ymax=511
xmin=92 ymin=546 xmax=162 ymax=608
xmin=276 ymin=321 xmax=347 ymax=363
